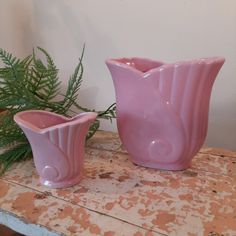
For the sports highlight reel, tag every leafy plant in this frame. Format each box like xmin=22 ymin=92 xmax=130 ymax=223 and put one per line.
xmin=0 ymin=47 xmax=116 ymax=174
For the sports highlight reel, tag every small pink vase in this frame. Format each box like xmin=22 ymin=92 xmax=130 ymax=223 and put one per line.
xmin=14 ymin=110 xmax=97 ymax=188
xmin=106 ymin=57 xmax=225 ymax=170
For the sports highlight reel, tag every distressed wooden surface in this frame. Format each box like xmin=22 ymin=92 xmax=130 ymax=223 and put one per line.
xmin=0 ymin=131 xmax=236 ymax=236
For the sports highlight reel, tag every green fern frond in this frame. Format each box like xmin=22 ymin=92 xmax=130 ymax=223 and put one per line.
xmin=62 ymin=45 xmax=85 ymax=112
xmin=86 ymin=119 xmax=100 ymax=140
xmin=31 ymin=48 xmax=61 ymax=101
xmin=0 ymin=49 xmax=20 ymax=68
xmin=0 ymin=143 xmax=31 ymax=175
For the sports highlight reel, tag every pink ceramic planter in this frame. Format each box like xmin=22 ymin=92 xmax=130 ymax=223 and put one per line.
xmin=14 ymin=110 xmax=97 ymax=188
xmin=106 ymin=57 xmax=225 ymax=170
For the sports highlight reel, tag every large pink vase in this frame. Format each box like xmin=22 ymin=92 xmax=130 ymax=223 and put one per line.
xmin=106 ymin=57 xmax=225 ymax=170
xmin=14 ymin=110 xmax=97 ymax=188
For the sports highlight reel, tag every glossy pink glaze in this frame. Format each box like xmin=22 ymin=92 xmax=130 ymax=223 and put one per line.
xmin=14 ymin=110 xmax=97 ymax=188
xmin=106 ymin=57 xmax=225 ymax=170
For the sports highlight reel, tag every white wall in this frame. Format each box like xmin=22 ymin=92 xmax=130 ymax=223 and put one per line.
xmin=0 ymin=0 xmax=236 ymax=150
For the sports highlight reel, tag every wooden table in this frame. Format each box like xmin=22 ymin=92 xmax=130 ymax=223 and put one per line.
xmin=0 ymin=131 xmax=236 ymax=236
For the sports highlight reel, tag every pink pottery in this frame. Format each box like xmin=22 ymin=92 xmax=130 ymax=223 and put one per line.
xmin=14 ymin=110 xmax=97 ymax=188
xmin=106 ymin=57 xmax=225 ymax=170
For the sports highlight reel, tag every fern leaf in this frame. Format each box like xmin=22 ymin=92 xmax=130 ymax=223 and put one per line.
xmin=86 ymin=119 xmax=100 ymax=140
xmin=62 ymin=45 xmax=85 ymax=111
xmin=0 ymin=143 xmax=31 ymax=175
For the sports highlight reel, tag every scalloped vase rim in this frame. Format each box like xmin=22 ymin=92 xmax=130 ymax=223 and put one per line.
xmin=106 ymin=56 xmax=225 ymax=76
xmin=14 ymin=110 xmax=97 ymax=134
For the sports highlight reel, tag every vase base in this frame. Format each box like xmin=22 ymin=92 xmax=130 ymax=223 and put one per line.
xmin=131 ymin=159 xmax=191 ymax=171
xmin=40 ymin=174 xmax=82 ymax=188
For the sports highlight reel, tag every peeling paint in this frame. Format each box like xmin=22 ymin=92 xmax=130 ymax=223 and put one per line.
xmin=0 ymin=131 xmax=235 ymax=236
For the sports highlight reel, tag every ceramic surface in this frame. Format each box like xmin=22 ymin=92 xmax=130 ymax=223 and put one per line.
xmin=106 ymin=57 xmax=225 ymax=170
xmin=14 ymin=110 xmax=97 ymax=188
